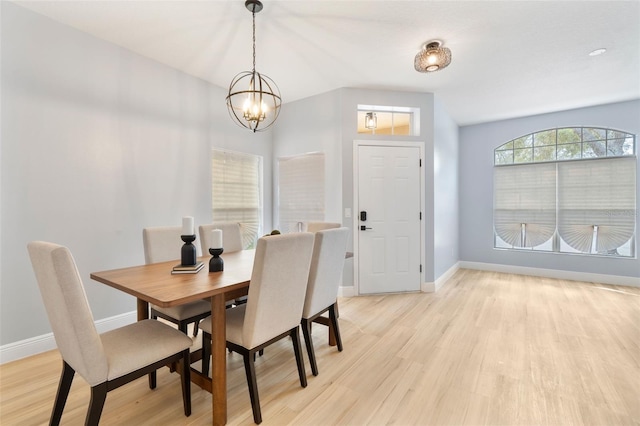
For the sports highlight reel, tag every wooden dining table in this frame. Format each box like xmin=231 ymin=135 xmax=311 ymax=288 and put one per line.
xmin=90 ymin=249 xmax=256 ymax=426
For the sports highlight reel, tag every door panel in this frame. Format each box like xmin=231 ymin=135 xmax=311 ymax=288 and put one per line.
xmin=357 ymin=145 xmax=421 ymax=294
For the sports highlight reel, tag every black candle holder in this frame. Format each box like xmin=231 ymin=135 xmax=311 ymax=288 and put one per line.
xmin=208 ymin=248 xmax=224 ymax=272
xmin=180 ymin=234 xmax=197 ymax=266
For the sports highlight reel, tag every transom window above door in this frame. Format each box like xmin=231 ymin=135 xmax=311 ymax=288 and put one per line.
xmin=357 ymin=105 xmax=420 ymax=136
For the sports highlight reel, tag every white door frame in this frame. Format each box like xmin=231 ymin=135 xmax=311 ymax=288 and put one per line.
xmin=353 ymin=140 xmax=426 ymax=295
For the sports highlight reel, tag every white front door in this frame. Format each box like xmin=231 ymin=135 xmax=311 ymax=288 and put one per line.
xmin=356 ymin=143 xmax=422 ymax=294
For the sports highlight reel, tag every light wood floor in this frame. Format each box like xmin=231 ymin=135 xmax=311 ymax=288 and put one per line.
xmin=2 ymin=269 xmax=639 ymax=425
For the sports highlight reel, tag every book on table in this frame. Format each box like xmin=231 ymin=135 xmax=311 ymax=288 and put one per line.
xmin=171 ymin=261 xmax=204 ymax=274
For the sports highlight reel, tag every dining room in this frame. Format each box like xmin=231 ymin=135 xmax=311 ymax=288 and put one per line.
xmin=1 ymin=1 xmax=639 ymax=425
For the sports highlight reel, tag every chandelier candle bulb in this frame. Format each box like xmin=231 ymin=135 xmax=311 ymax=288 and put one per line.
xmin=182 ymin=216 xmax=194 ymax=236
xmin=211 ymin=229 xmax=223 ymax=249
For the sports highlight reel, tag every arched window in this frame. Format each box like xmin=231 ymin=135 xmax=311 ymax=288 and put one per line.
xmin=494 ymin=127 xmax=637 ymax=257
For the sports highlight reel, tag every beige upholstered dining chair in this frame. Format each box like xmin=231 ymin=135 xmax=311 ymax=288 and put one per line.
xmin=305 ymin=221 xmax=341 ymax=233
xmin=198 ymin=222 xmax=244 ymax=254
xmin=200 ymin=232 xmax=315 ymax=424
xmin=27 ymin=241 xmax=193 ymax=425
xmin=200 ymin=222 xmax=248 ymax=306
xmin=301 ymin=227 xmax=349 ymax=375
xmin=143 ymin=226 xmax=211 ymax=336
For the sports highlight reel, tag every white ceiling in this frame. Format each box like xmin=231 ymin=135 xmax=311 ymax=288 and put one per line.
xmin=12 ymin=0 xmax=640 ymax=126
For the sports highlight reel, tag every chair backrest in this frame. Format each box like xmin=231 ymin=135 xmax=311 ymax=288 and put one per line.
xmin=305 ymin=222 xmax=341 ymax=233
xmin=242 ymin=233 xmax=314 ymax=349
xmin=302 ymin=227 xmax=350 ymax=319
xmin=199 ymin=222 xmax=243 ymax=254
xmin=143 ymin=226 xmax=200 ymax=264
xmin=27 ymin=241 xmax=108 ymax=386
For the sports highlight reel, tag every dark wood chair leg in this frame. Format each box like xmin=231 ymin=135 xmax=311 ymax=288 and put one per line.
xmin=243 ymin=350 xmax=262 ymax=424
xmin=329 ymin=304 xmax=343 ymax=352
xmin=202 ymin=331 xmax=211 ymax=377
xmin=178 ymin=321 xmax=188 ymax=334
xmin=290 ymin=327 xmax=308 ymax=387
xmin=192 ymin=321 xmax=199 ymax=337
xmin=50 ymin=361 xmax=75 ymax=426
xmin=86 ymin=383 xmax=108 ymax=426
xmin=180 ymin=349 xmax=192 ymax=416
xmin=148 ymin=371 xmax=157 ymax=389
xmin=300 ymin=319 xmax=318 ymax=376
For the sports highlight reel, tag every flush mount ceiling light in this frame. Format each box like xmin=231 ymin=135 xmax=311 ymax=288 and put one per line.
xmin=414 ymin=40 xmax=452 ymax=73
xmin=226 ymin=0 xmax=281 ymax=132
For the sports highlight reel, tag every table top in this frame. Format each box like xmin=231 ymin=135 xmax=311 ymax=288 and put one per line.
xmin=90 ymin=249 xmax=255 ymax=308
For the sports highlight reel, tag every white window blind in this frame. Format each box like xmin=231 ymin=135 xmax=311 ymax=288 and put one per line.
xmin=558 ymin=157 xmax=637 ymax=254
xmin=494 ymin=162 xmax=557 ymax=247
xmin=211 ymin=149 xmax=262 ymax=248
xmin=278 ymin=153 xmax=325 ymax=233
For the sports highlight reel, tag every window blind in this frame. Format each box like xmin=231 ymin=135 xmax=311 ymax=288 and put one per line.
xmin=211 ymin=149 xmax=262 ymax=248
xmin=558 ymin=157 xmax=637 ymax=253
xmin=494 ymin=162 xmax=557 ymax=247
xmin=277 ymin=153 xmax=325 ymax=233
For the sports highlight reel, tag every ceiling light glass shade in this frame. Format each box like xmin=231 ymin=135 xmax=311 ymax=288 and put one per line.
xmin=226 ymin=70 xmax=281 ymax=132
xmin=414 ymin=40 xmax=452 ymax=73
xmin=226 ymin=0 xmax=281 ymax=132
xmin=365 ymin=112 xmax=377 ymax=129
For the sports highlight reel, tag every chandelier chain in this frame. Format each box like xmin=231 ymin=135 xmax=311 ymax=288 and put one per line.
xmin=252 ymin=10 xmax=256 ymax=73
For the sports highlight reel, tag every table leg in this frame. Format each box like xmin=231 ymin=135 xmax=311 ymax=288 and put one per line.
xmin=137 ymin=299 xmax=149 ymax=321
xmin=139 ymin=298 xmax=153 ymax=388
xmin=211 ymin=294 xmax=227 ymax=425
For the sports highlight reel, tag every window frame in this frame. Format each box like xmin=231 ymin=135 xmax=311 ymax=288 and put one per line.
xmin=211 ymin=148 xmax=263 ymax=249
xmin=493 ymin=127 xmax=637 ymax=259
xmin=276 ymin=152 xmax=325 ymax=233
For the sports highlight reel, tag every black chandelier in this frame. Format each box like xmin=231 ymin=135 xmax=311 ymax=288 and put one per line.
xmin=226 ymin=0 xmax=282 ymax=132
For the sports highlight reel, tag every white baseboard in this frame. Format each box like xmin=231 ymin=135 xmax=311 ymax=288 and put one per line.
xmin=0 ymin=311 xmax=137 ymax=365
xmin=338 ymin=285 xmax=356 ymax=297
xmin=422 ymin=261 xmax=461 ymax=293
xmin=459 ymin=261 xmax=640 ymax=287
xmin=8 ymin=262 xmax=631 ymax=365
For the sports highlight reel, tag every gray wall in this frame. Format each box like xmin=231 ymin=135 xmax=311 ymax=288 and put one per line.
xmin=459 ymin=100 xmax=640 ymax=278
xmin=0 ymin=3 xmax=273 ymax=346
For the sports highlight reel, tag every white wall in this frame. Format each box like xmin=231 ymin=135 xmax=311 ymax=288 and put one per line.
xmin=339 ymin=89 xmax=437 ymax=284
xmin=274 ymin=88 xmax=447 ymax=288
xmin=459 ymin=100 xmax=640 ymax=278
xmin=272 ymin=90 xmax=343 ymax=227
xmin=433 ymin=98 xmax=459 ymax=279
xmin=0 ymin=2 xmax=273 ymax=346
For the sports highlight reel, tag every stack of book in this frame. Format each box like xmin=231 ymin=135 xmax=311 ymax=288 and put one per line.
xmin=171 ymin=261 xmax=204 ymax=274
